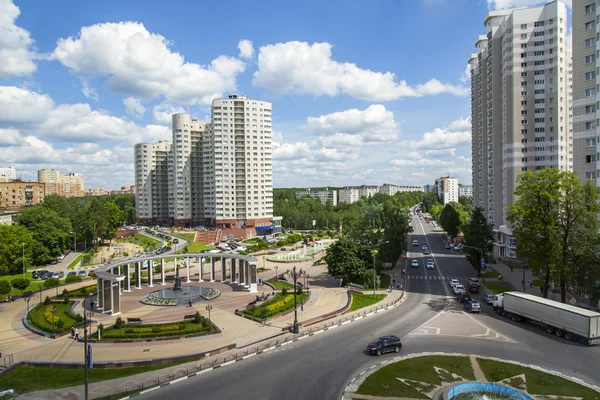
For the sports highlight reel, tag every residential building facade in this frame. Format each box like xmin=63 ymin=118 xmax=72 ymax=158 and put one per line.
xmin=0 ymin=167 xmax=17 ymax=181
xmin=469 ymin=2 xmax=570 ymax=259
xmin=434 ymin=176 xmax=459 ymax=205
xmin=61 ymin=173 xmax=85 ymax=197
xmin=134 ymin=95 xmax=273 ymax=236
xmin=0 ymin=182 xmax=45 ymax=210
xmin=295 ymin=188 xmax=338 ymax=206
xmin=38 ymin=169 xmax=61 ymax=196
xmin=379 ymin=183 xmax=425 ymax=196
xmin=458 ymin=184 xmax=473 ymax=197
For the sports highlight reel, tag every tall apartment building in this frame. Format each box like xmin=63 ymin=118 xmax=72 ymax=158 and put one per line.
xmin=0 ymin=182 xmax=45 ymax=210
xmin=572 ymin=2 xmax=599 ymax=183
xmin=135 ymin=141 xmax=172 ymax=224
xmin=295 ymin=188 xmax=338 ymax=206
xmin=135 ymin=95 xmax=273 ymax=234
xmin=379 ymin=184 xmax=425 ymax=196
xmin=434 ymin=176 xmax=459 ymax=205
xmin=61 ymin=173 xmax=85 ymax=197
xmin=0 ymin=167 xmax=17 ymax=181
xmin=338 ymin=185 xmax=380 ymax=204
xmin=38 ymin=169 xmax=61 ymax=196
xmin=458 ymin=184 xmax=474 ymax=197
xmin=469 ymin=1 xmax=570 ymax=230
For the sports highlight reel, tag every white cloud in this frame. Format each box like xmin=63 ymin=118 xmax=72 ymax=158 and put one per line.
xmin=425 ymin=148 xmax=456 ymax=157
xmin=316 ymin=133 xmax=363 ymax=149
xmin=152 ymin=102 xmax=186 ymax=125
xmin=273 ymin=142 xmax=311 ymax=160
xmin=238 ymin=39 xmax=254 ymax=59
xmin=123 ymin=97 xmax=146 ymax=119
xmin=0 ymin=0 xmax=37 ymax=77
xmin=459 ymin=64 xmax=470 ymax=84
xmin=306 ymin=104 xmax=399 ymax=142
xmin=253 ymin=41 xmax=468 ymax=101
xmin=0 ymin=127 xmax=21 ymax=146
xmin=487 ymin=0 xmax=570 ymax=10
xmin=401 ymin=117 xmax=471 ymax=150
xmin=80 ymin=77 xmax=98 ymax=101
xmin=51 ymin=21 xmax=245 ymax=105
xmin=0 ymin=86 xmax=54 ymax=123
xmin=313 ymin=147 xmax=359 ymax=162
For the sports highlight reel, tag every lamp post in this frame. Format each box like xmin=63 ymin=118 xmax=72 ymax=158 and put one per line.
xmin=38 ymin=284 xmax=42 ymax=303
xmin=83 ymin=294 xmax=91 ymax=400
xmin=289 ymin=266 xmax=304 ymax=334
xmin=462 ymin=244 xmax=486 ymax=282
xmin=22 ymin=242 xmax=25 ymax=279
xmin=274 ymin=266 xmax=279 ymax=280
xmin=50 ymin=307 xmax=56 ymax=338
xmin=72 ymin=232 xmax=77 ymax=252
xmin=24 ymin=297 xmax=30 ymax=314
xmin=205 ymin=304 xmax=213 ymax=325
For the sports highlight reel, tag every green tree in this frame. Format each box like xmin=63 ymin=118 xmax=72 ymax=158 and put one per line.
xmin=16 ymin=207 xmax=71 ymax=265
xmin=0 ymin=280 xmax=10 ymax=299
xmin=458 ymin=195 xmax=472 ymax=207
xmin=11 ymin=278 xmax=30 ymax=293
xmin=103 ymin=202 xmax=125 ymax=244
xmin=323 ymin=236 xmax=365 ymax=283
xmin=464 ymin=207 xmax=495 ymax=274
xmin=44 ymin=278 xmax=60 ymax=289
xmin=429 ymin=204 xmax=443 ymax=221
xmin=0 ymin=225 xmax=35 ymax=274
xmin=381 ymin=199 xmax=412 ymax=263
xmin=439 ymin=203 xmax=462 ymax=237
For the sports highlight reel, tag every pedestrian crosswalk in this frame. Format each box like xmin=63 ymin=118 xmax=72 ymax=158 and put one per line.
xmin=407 ymin=275 xmax=472 ymax=281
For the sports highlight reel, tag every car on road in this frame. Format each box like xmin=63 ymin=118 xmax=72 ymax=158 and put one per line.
xmin=449 ymin=279 xmax=460 ymax=288
xmin=412 ymin=240 xmax=418 ymax=246
xmin=78 ymin=270 xmax=87 ymax=278
xmin=458 ymin=292 xmax=472 ymax=303
xmin=452 ymin=284 xmax=465 ymax=295
xmin=31 ymin=270 xmax=48 ymax=279
xmin=236 ymin=246 xmax=247 ymax=252
xmin=411 ymin=259 xmax=419 ymax=268
xmin=426 ymin=259 xmax=435 ymax=269
xmin=468 ymin=277 xmax=481 ymax=287
xmin=422 ymin=244 xmax=428 ymax=250
xmin=483 ymin=294 xmax=495 ymax=304
xmin=464 ymin=300 xmax=481 ymax=313
xmin=423 ymin=248 xmax=430 ymax=255
xmin=67 ymin=271 xmax=76 ymax=277
xmin=469 ymin=284 xmax=480 ymax=293
xmin=366 ymin=335 xmax=402 ymax=356
xmin=51 ymin=271 xmax=64 ymax=279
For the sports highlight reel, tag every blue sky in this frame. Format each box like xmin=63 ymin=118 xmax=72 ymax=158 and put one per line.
xmin=0 ymin=0 xmax=570 ymax=189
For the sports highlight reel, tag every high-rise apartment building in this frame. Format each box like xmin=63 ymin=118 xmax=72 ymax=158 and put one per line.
xmin=458 ymin=184 xmax=474 ymax=197
xmin=38 ymin=169 xmax=61 ymax=196
xmin=61 ymin=173 xmax=85 ymax=197
xmin=0 ymin=167 xmax=17 ymax=181
xmin=338 ymin=185 xmax=380 ymax=204
xmin=135 ymin=95 xmax=273 ymax=234
xmin=572 ymin=1 xmax=598 ymax=183
xmin=469 ymin=1 xmax=570 ymax=229
xmin=434 ymin=176 xmax=459 ymax=205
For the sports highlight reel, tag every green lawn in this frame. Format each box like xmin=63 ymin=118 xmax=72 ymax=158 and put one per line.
xmin=243 ymin=292 xmax=308 ymax=319
xmin=484 ymin=281 xmax=516 ymax=294
xmin=348 ymin=293 xmax=386 ymax=312
xmin=357 ymin=355 xmax=475 ymax=398
xmin=63 ymin=284 xmax=97 ymax=297
xmin=0 ymin=274 xmax=67 ymax=297
xmin=477 ymin=358 xmax=600 ymax=399
xmin=27 ymin=301 xmax=82 ymax=335
xmin=0 ymin=362 xmax=185 ymax=394
xmin=123 ymin=234 xmax=161 ymax=250
xmin=67 ymin=253 xmax=86 ymax=269
xmin=100 ymin=319 xmax=215 ymax=339
xmin=267 ymin=280 xmax=294 ymax=289
xmin=480 ymin=270 xmax=498 ymax=278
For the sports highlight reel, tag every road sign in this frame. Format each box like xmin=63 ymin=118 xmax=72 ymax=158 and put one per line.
xmin=480 ymin=258 xmax=485 ymax=265
xmin=570 ymin=298 xmax=577 ymax=305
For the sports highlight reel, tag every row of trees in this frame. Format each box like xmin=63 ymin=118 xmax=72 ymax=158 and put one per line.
xmin=0 ymin=194 xmax=135 ymax=274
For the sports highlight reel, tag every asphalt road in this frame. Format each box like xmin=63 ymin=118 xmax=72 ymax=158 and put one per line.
xmin=139 ymin=213 xmax=600 ymax=400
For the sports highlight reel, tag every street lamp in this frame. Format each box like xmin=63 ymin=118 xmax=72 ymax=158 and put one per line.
xmin=462 ymin=244 xmax=486 ymax=282
xmin=38 ymin=284 xmax=42 ymax=303
xmin=83 ymin=294 xmax=93 ymax=400
xmin=289 ymin=266 xmax=305 ymax=334
xmin=50 ymin=306 xmax=57 ymax=338
xmin=72 ymin=232 xmax=77 ymax=252
xmin=205 ymin=304 xmax=213 ymax=325
xmin=24 ymin=297 xmax=30 ymax=314
xmin=22 ymin=243 xmax=25 ymax=279
xmin=274 ymin=266 xmax=278 ymax=280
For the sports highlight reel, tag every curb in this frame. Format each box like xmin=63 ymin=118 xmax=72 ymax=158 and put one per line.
xmin=341 ymin=352 xmax=600 ymax=399
xmin=117 ymin=290 xmax=407 ymax=400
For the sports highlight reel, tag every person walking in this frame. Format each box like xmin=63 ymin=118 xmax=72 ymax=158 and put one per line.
xmin=71 ymin=326 xmax=75 ymax=339
xmin=74 ymin=328 xmax=79 ymax=341
xmin=392 ymin=279 xmax=396 ymax=289
xmin=188 ymin=297 xmax=193 ymax=307
xmin=529 ymin=278 xmax=533 ymax=288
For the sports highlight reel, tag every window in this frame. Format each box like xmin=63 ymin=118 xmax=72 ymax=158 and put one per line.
xmin=521 ymin=100 xmax=528 ymax=105
xmin=586 ymin=105 xmax=596 ymax=113
xmin=534 ymin=21 xmax=544 ymax=27
xmin=521 ymin=24 xmax=527 ymax=30
xmin=586 ymin=155 xmax=596 ymax=163
xmin=586 ymin=38 xmax=596 ymax=47
xmin=521 ymin=34 xmax=528 ymax=39
xmin=534 ymin=41 xmax=544 ymax=47
xmin=585 ymin=171 xmax=596 ymax=180
xmin=586 ymin=21 xmax=596 ymax=31
xmin=586 ymin=71 xmax=596 ymax=80
xmin=585 ymin=3 xmax=596 ymax=14
xmin=586 ymin=55 xmax=596 ymax=64
xmin=521 ymin=72 xmax=528 ymax=77
xmin=521 ymin=110 xmax=528 ymax=115
xmin=586 ymin=138 xmax=597 ymax=147
xmin=533 ymin=31 xmax=544 ymax=37
xmin=586 ymin=121 xmax=596 ymax=130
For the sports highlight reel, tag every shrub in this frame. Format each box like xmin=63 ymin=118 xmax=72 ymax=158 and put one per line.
xmin=65 ymin=275 xmax=82 ymax=284
xmin=44 ymin=278 xmax=60 ymax=288
xmin=194 ymin=311 xmax=201 ymax=324
xmin=297 ymin=287 xmax=303 ymax=295
xmin=44 ymin=306 xmax=60 ymax=324
xmin=44 ymin=296 xmax=51 ymax=305
xmin=79 ymin=287 xmax=87 ymax=295
xmin=11 ymin=278 xmax=30 ymax=292
xmin=62 ymin=288 xmax=68 ymax=296
xmin=282 ymin=288 xmax=288 ymax=296
xmin=62 ymin=296 xmax=69 ymax=304
xmin=75 ymin=314 xmax=83 ymax=323
xmin=115 ymin=316 xmax=124 ymax=329
xmin=125 ymin=328 xmax=134 ymax=334
xmin=57 ymin=320 xmax=65 ymax=329
xmin=152 ymin=326 xmax=160 ymax=333
xmin=202 ymin=319 xmax=210 ymax=328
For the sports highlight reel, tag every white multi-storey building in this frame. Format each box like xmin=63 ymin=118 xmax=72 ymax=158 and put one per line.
xmin=61 ymin=173 xmax=85 ymax=197
xmin=459 ymin=185 xmax=473 ymax=197
xmin=295 ymin=188 xmax=338 ymax=206
xmin=0 ymin=167 xmax=16 ymax=181
xmin=434 ymin=177 xmax=459 ymax=205
xmin=135 ymin=95 xmax=273 ymax=234
xmin=469 ymin=1 xmax=570 ymax=231
xmin=379 ymin=184 xmax=425 ymax=196
xmin=38 ymin=169 xmax=61 ymax=196
xmin=338 ymin=185 xmax=379 ymax=204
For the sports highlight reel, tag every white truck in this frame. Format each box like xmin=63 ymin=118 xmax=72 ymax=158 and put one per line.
xmin=493 ymin=291 xmax=600 ymax=345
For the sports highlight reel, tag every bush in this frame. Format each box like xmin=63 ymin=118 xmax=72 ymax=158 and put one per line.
xmin=62 ymin=296 xmax=69 ymax=304
xmin=11 ymin=278 xmax=30 ymax=292
xmin=282 ymin=288 xmax=288 ymax=296
xmin=44 ymin=296 xmax=51 ymax=305
xmin=202 ymin=319 xmax=210 ymax=328
xmin=57 ymin=320 xmax=65 ymax=329
xmin=297 ymin=287 xmax=303 ymax=295
xmin=152 ymin=326 xmax=160 ymax=333
xmin=115 ymin=316 xmax=124 ymax=329
xmin=65 ymin=275 xmax=82 ymax=284
xmin=194 ymin=311 xmax=201 ymax=324
xmin=44 ymin=278 xmax=60 ymax=288
xmin=75 ymin=314 xmax=83 ymax=323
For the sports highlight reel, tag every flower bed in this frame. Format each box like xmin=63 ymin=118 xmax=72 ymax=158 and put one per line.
xmin=100 ymin=319 xmax=215 ymax=339
xmin=243 ymin=292 xmax=308 ymax=319
xmin=27 ymin=301 xmax=83 ymax=335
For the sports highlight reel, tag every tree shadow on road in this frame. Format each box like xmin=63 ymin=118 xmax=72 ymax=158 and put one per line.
xmin=421 ymin=297 xmax=451 ymax=313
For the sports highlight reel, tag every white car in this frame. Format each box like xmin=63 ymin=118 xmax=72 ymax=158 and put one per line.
xmin=411 ymin=259 xmax=419 ymax=268
xmin=236 ymin=246 xmax=247 ymax=251
xmin=426 ymin=259 xmax=435 ymax=269
xmin=208 ymin=249 xmax=221 ymax=254
xmin=453 ymin=284 xmax=465 ymax=295
xmin=449 ymin=279 xmax=460 ymax=288
xmin=412 ymin=240 xmax=418 ymax=246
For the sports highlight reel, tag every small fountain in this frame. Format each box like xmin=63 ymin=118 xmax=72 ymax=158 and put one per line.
xmin=442 ymin=382 xmax=534 ymax=400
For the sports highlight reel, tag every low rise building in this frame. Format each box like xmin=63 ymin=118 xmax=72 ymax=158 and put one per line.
xmin=0 ymin=182 xmax=45 ymax=210
xmin=0 ymin=210 xmax=19 ymax=225
xmin=295 ymin=188 xmax=338 ymax=206
xmin=380 ymin=183 xmax=425 ymax=196
xmin=338 ymin=185 xmax=380 ymax=204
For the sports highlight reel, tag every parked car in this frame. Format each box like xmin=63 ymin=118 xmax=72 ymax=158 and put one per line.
xmin=172 ymin=238 xmax=179 ymax=244
xmin=41 ymin=272 xmax=54 ymax=280
xmin=58 ymin=254 xmax=65 ymax=260
xmin=51 ymin=271 xmax=64 ymax=279
xmin=78 ymin=270 xmax=87 ymax=278
xmin=32 ymin=270 xmax=48 ymax=279
xmin=426 ymin=259 xmax=435 ymax=269
xmin=412 ymin=240 xmax=418 ymax=247
xmin=236 ymin=246 xmax=247 ymax=252
xmin=453 ymin=284 xmax=465 ymax=295
xmin=88 ymin=269 xmax=95 ymax=276
xmin=464 ymin=300 xmax=481 ymax=313
xmin=366 ymin=335 xmax=402 ymax=356
xmin=411 ymin=259 xmax=419 ymax=268
xmin=483 ymin=294 xmax=495 ymax=305
xmin=67 ymin=271 xmax=76 ymax=277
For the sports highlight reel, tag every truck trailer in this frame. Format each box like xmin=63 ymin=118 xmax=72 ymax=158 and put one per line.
xmin=493 ymin=291 xmax=600 ymax=345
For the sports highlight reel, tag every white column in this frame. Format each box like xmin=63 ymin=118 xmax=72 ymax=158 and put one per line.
xmin=148 ymin=260 xmax=153 ymax=287
xmin=210 ymin=257 xmax=215 ymax=281
xmin=110 ymin=282 xmax=115 ymax=315
xmin=124 ymin=264 xmax=131 ymax=292
xmin=199 ymin=257 xmax=204 ymax=282
xmin=186 ymin=257 xmax=191 ymax=283
xmin=97 ymin=278 xmax=104 ymax=310
xmin=161 ymin=258 xmax=165 ymax=285
xmin=240 ymin=260 xmax=246 ymax=285
xmin=136 ymin=262 xmax=141 ymax=289
xmin=221 ymin=258 xmax=226 ymax=282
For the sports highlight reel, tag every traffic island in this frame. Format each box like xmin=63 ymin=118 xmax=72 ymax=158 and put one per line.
xmin=343 ymin=353 xmax=600 ymax=399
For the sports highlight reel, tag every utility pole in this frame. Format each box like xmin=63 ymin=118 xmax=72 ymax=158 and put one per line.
xmin=22 ymin=243 xmax=25 ymax=279
xmin=84 ymin=295 xmax=90 ymax=400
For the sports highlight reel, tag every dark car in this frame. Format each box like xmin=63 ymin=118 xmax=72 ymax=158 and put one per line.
xmin=41 ymin=272 xmax=54 ymax=280
xmin=469 ymin=284 xmax=480 ymax=293
xmin=32 ymin=270 xmax=48 ymax=279
xmin=172 ymin=238 xmax=179 ymax=244
xmin=67 ymin=271 xmax=76 ymax=277
xmin=366 ymin=335 xmax=402 ymax=356
xmin=88 ymin=269 xmax=95 ymax=276
xmin=78 ymin=270 xmax=87 ymax=278
xmin=458 ymin=292 xmax=472 ymax=303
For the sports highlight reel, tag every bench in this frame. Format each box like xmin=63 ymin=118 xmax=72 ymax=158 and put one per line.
xmin=348 ymin=283 xmax=365 ymax=290
xmin=183 ymin=314 xmax=196 ymax=320
xmin=127 ymin=318 xmax=142 ymax=324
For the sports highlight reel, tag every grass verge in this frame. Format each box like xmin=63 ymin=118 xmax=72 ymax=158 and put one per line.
xmin=122 ymin=234 xmax=161 ymax=250
xmin=357 ymin=355 xmax=475 ymax=398
xmin=243 ymin=292 xmax=308 ymax=319
xmin=67 ymin=253 xmax=86 ymax=270
xmin=0 ymin=362 xmax=184 ymax=394
xmin=348 ymin=293 xmax=386 ymax=312
xmin=100 ymin=318 xmax=215 ymax=339
xmin=27 ymin=301 xmax=82 ymax=335
xmin=63 ymin=284 xmax=97 ymax=298
xmin=484 ymin=281 xmax=515 ymax=294
xmin=477 ymin=358 xmax=600 ymax=398
xmin=267 ymin=280 xmax=294 ymax=289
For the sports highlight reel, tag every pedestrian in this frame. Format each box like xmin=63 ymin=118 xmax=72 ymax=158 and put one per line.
xmin=71 ymin=326 xmax=75 ymax=339
xmin=74 ymin=328 xmax=79 ymax=340
xmin=540 ymin=286 xmax=543 ymax=295
xmin=529 ymin=278 xmax=533 ymax=288
xmin=392 ymin=279 xmax=396 ymax=288
xmin=189 ymin=297 xmax=193 ymax=307
xmin=510 ymin=265 xmax=513 ymax=272
xmin=396 ymin=281 xmax=400 ymax=290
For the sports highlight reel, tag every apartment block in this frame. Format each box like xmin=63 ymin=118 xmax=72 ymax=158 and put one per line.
xmin=0 ymin=167 xmax=17 ymax=181
xmin=459 ymin=184 xmax=473 ymax=197
xmin=38 ymin=169 xmax=61 ymax=196
xmin=0 ymin=182 xmax=45 ymax=210
xmin=379 ymin=183 xmax=425 ymax=196
xmin=338 ymin=185 xmax=379 ymax=204
xmin=469 ymin=1 xmax=570 ymax=232
xmin=61 ymin=173 xmax=85 ymax=197
xmin=434 ymin=176 xmax=459 ymax=205
xmin=295 ymin=188 xmax=338 ymax=206
xmin=134 ymin=95 xmax=274 ymax=236
xmin=572 ymin=1 xmax=598 ymax=182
